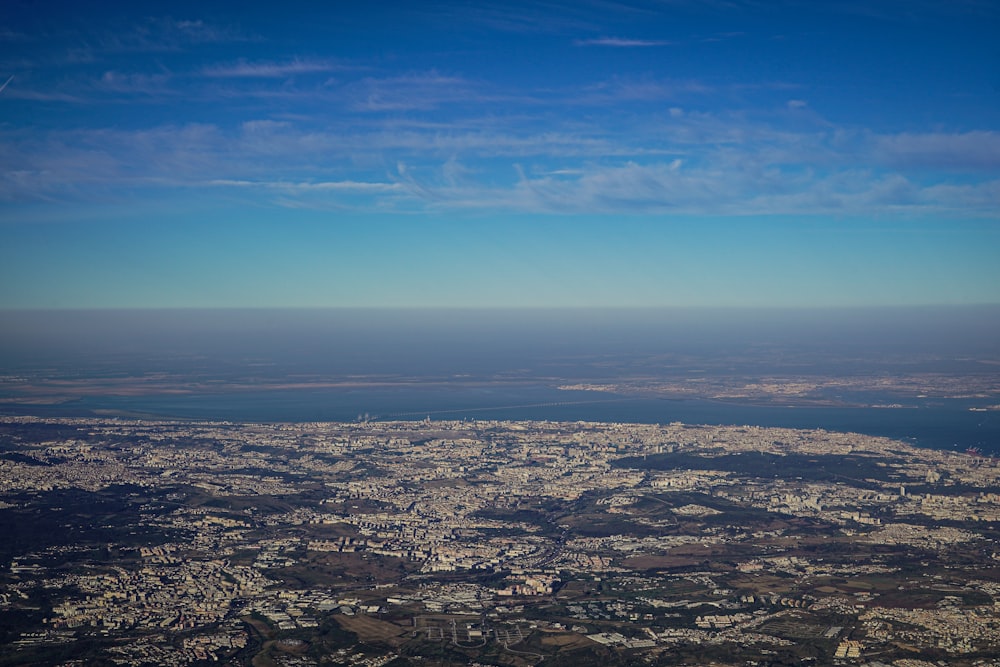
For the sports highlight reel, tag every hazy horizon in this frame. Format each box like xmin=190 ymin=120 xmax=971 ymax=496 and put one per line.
xmin=3 ymin=304 xmax=998 ymax=371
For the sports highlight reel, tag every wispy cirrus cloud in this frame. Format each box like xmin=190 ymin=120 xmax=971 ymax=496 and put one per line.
xmin=104 ymin=17 xmax=254 ymax=52
xmin=2 ymin=104 xmax=998 ymax=218
xmin=423 ymin=0 xmax=600 ymax=34
xmin=96 ymin=70 xmax=175 ymax=96
xmin=397 ymin=160 xmax=1000 ymax=218
xmin=0 ymin=28 xmax=30 ymax=42
xmin=208 ymin=178 xmax=403 ymax=193
xmin=202 ymin=58 xmax=347 ymax=78
xmin=575 ymin=36 xmax=673 ymax=46
xmin=875 ymin=131 xmax=1000 ymax=172
xmin=573 ymin=77 xmax=712 ymax=104
xmin=1 ymin=17 xmax=256 ymax=90
xmin=59 ymin=17 xmax=253 ymax=62
xmin=347 ymin=72 xmax=482 ymax=112
xmin=0 ymin=87 xmax=85 ymax=103
xmin=807 ymin=0 xmax=1000 ymax=21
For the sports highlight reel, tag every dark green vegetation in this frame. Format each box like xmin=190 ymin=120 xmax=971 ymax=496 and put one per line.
xmin=0 ymin=486 xmax=180 ymax=569
xmin=614 ymin=451 xmax=903 ymax=487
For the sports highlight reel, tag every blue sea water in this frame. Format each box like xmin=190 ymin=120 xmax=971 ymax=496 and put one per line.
xmin=1 ymin=307 xmax=997 ymax=454
xmin=5 ymin=385 xmax=995 ymax=455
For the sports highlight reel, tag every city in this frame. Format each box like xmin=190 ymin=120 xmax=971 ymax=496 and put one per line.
xmin=3 ymin=416 xmax=1000 ymax=665
xmin=3 ymin=1 xmax=999 ymax=665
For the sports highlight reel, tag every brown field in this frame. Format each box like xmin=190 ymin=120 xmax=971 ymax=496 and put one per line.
xmin=250 ymin=641 xmax=278 ymax=667
xmin=335 ymin=614 xmax=410 ymax=646
xmin=725 ymin=573 xmax=797 ymax=595
xmin=539 ymin=632 xmax=595 ymax=650
xmin=623 ymin=555 xmax=704 ymax=570
xmin=243 ymin=616 xmax=274 ymax=639
xmin=279 ymin=551 xmax=416 ymax=589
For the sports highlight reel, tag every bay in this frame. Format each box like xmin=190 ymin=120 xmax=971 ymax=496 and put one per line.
xmin=3 ymin=385 xmax=995 ymax=456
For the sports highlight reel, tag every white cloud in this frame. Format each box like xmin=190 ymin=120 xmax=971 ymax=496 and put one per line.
xmin=0 ymin=28 xmax=29 ymax=42
xmin=0 ymin=89 xmax=84 ymax=103
xmin=202 ymin=58 xmax=345 ymax=78
xmin=97 ymin=70 xmax=174 ymax=95
xmin=2 ymin=106 xmax=998 ymax=219
xmin=208 ymin=179 xmax=402 ymax=193
xmin=86 ymin=17 xmax=253 ymax=54
xmin=574 ymin=77 xmax=712 ymax=105
xmin=391 ymin=158 xmax=1000 ymax=218
xmin=427 ymin=2 xmax=599 ymax=34
xmin=347 ymin=72 xmax=479 ymax=112
xmin=875 ymin=131 xmax=1000 ymax=171
xmin=575 ymin=37 xmax=673 ymax=47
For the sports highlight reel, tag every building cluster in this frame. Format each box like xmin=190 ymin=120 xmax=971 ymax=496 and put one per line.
xmin=2 ymin=416 xmax=1000 ymax=665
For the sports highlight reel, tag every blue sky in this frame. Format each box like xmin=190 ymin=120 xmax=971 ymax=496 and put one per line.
xmin=1 ymin=0 xmax=999 ymax=308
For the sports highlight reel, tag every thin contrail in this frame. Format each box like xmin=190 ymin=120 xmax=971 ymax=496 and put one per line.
xmin=0 ymin=75 xmax=13 ymax=94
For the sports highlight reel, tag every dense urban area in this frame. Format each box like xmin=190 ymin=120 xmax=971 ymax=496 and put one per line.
xmin=2 ymin=416 xmax=1000 ymax=666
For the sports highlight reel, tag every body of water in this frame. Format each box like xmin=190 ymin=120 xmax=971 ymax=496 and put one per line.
xmin=2 ymin=308 xmax=997 ymax=454
xmin=3 ymin=385 xmax=995 ymax=455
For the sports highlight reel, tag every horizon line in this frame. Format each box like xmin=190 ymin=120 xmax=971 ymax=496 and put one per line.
xmin=3 ymin=303 xmax=1000 ymax=312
